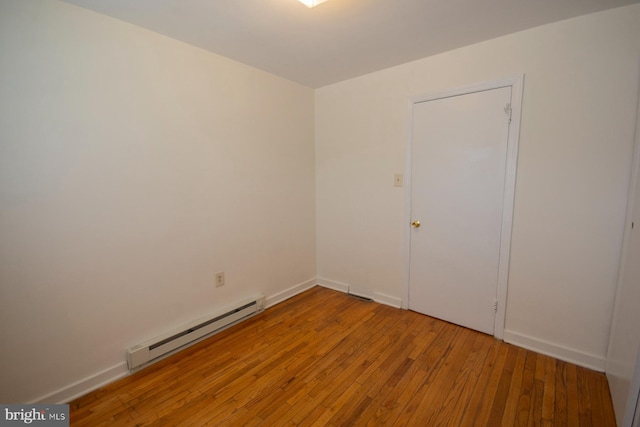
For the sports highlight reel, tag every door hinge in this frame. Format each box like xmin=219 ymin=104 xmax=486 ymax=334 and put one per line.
xmin=493 ymin=300 xmax=498 ymax=312
xmin=504 ymin=103 xmax=512 ymax=124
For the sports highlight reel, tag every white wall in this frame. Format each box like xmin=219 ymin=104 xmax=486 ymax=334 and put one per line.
xmin=316 ymin=5 xmax=640 ymax=370
xmin=1 ymin=0 xmax=638 ymax=408
xmin=0 ymin=0 xmax=315 ymax=403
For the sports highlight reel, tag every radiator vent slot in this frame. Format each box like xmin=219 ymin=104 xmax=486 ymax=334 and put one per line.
xmin=126 ymin=296 xmax=265 ymax=372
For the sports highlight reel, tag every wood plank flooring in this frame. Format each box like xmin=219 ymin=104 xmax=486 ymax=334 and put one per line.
xmin=70 ymin=286 xmax=617 ymax=426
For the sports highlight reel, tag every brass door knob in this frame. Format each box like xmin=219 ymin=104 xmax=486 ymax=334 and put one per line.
xmin=411 ymin=220 xmax=421 ymax=228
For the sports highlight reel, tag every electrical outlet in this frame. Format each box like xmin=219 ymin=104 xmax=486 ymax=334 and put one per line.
xmin=215 ymin=272 xmax=225 ymax=287
xmin=394 ymin=173 xmax=404 ymax=187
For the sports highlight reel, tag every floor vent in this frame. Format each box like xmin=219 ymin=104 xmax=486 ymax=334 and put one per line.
xmin=348 ymin=293 xmax=373 ymax=302
xmin=126 ymin=295 xmax=265 ymax=371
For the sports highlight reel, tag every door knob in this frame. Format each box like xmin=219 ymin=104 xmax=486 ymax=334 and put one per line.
xmin=411 ymin=220 xmax=421 ymax=228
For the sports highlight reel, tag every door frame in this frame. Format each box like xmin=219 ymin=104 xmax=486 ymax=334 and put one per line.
xmin=606 ymin=68 xmax=640 ymax=427
xmin=402 ymin=76 xmax=524 ymax=340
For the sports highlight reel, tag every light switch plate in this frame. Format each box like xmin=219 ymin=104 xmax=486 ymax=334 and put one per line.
xmin=394 ymin=174 xmax=403 ymax=187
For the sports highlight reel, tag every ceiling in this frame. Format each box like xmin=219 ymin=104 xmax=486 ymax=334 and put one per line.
xmin=60 ymin=0 xmax=639 ymax=88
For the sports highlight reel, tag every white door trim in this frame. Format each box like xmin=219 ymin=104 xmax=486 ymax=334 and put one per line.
xmin=402 ymin=75 xmax=524 ymax=340
xmin=606 ymin=68 xmax=640 ymax=427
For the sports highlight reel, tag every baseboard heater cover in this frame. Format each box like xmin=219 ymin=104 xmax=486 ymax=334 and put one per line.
xmin=126 ymin=295 xmax=265 ymax=371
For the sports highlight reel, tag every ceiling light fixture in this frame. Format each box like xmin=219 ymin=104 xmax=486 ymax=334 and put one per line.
xmin=298 ymin=0 xmax=329 ymax=8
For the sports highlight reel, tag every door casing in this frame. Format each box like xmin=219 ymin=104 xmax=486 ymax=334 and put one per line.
xmin=402 ymin=76 xmax=524 ymax=340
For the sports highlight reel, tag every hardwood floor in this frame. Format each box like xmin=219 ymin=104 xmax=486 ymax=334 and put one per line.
xmin=70 ymin=286 xmax=617 ymax=426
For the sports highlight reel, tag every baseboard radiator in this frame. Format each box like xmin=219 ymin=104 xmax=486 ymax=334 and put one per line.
xmin=126 ymin=295 xmax=266 ymax=371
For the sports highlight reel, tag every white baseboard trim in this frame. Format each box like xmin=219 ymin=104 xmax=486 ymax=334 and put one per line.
xmin=316 ymin=277 xmax=350 ymax=293
xmin=374 ymin=292 xmax=402 ymax=309
xmin=31 ymin=362 xmax=129 ymax=404
xmin=503 ymin=330 xmax=606 ymax=372
xmin=316 ymin=277 xmax=403 ymax=309
xmin=265 ymin=278 xmax=318 ymax=308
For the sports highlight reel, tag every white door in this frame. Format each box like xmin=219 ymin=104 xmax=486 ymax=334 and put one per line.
xmin=409 ymin=87 xmax=512 ymax=335
xmin=607 ymin=97 xmax=640 ymax=425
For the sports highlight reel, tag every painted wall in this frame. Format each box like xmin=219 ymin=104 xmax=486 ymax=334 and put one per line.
xmin=316 ymin=5 xmax=640 ymax=370
xmin=0 ymin=0 xmax=315 ymax=403
xmin=607 ymin=94 xmax=640 ymax=425
xmin=1 ymin=0 xmax=638 ymax=408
